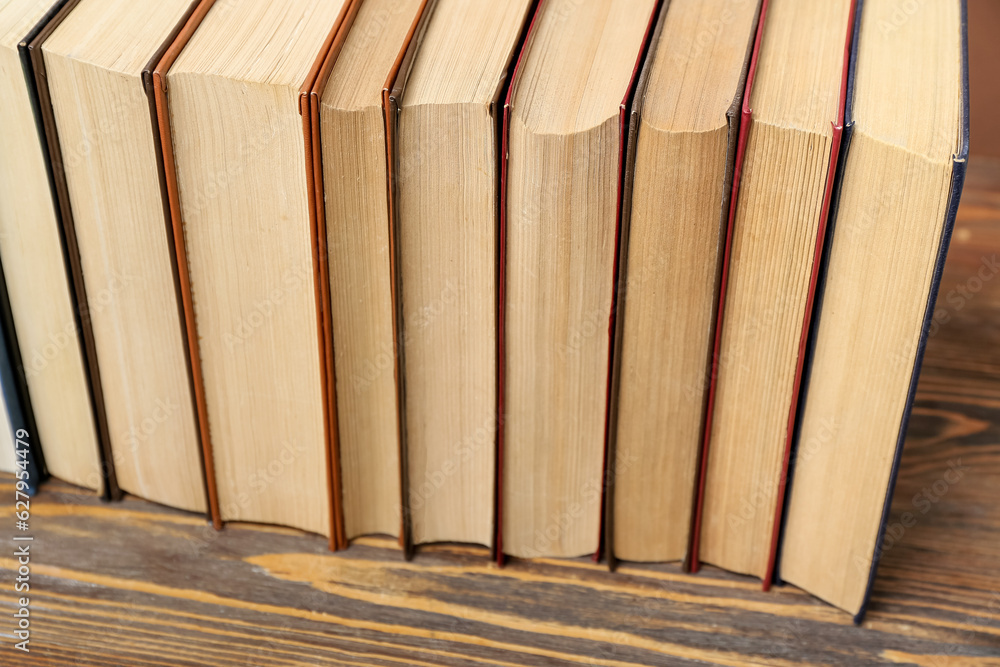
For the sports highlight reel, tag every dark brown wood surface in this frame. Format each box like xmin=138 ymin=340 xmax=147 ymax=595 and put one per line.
xmin=2 ymin=159 xmax=999 ymax=666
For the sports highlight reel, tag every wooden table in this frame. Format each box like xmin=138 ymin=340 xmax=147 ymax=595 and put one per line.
xmin=2 ymin=158 xmax=999 ymax=667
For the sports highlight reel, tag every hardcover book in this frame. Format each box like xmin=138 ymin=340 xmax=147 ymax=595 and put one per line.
xmin=498 ymin=0 xmax=660 ymax=560
xmin=778 ymin=0 xmax=969 ymax=622
xmin=1 ymin=0 xmax=109 ymax=497
xmin=37 ymin=0 xmax=208 ymax=514
xmin=307 ymin=0 xmax=430 ymax=552
xmin=690 ymin=0 xmax=858 ymax=585
xmin=605 ymin=0 xmax=761 ymax=568
xmin=153 ymin=0 xmax=354 ymax=537
xmin=391 ymin=0 xmax=535 ymax=552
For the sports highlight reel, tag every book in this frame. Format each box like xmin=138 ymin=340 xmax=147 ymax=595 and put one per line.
xmin=393 ymin=0 xmax=534 ymax=551
xmin=154 ymin=0 xmax=353 ymax=537
xmin=0 ymin=0 xmax=969 ymax=624
xmin=0 ymin=0 xmax=109 ymax=496
xmin=499 ymin=0 xmax=659 ymax=560
xmin=691 ymin=0 xmax=857 ymax=583
xmin=35 ymin=0 xmax=208 ymax=514
xmin=605 ymin=0 xmax=760 ymax=567
xmin=309 ymin=0 xmax=429 ymax=551
xmin=0 ymin=254 xmax=45 ymax=493
xmin=778 ymin=0 xmax=968 ymax=622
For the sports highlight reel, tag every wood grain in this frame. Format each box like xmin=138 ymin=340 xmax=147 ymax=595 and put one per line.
xmin=1 ymin=158 xmax=999 ymax=665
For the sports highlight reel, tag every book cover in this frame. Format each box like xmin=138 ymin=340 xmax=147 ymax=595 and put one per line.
xmin=19 ymin=0 xmax=118 ymax=500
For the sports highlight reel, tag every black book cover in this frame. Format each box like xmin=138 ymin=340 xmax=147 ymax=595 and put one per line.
xmin=0 ymin=255 xmax=46 ymax=495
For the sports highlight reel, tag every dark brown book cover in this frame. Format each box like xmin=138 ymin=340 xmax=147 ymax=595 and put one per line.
xmin=20 ymin=0 xmax=119 ymax=501
xmin=493 ymin=0 xmax=545 ymax=567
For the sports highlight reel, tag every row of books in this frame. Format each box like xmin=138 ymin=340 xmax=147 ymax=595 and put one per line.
xmin=0 ymin=0 xmax=967 ymax=620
